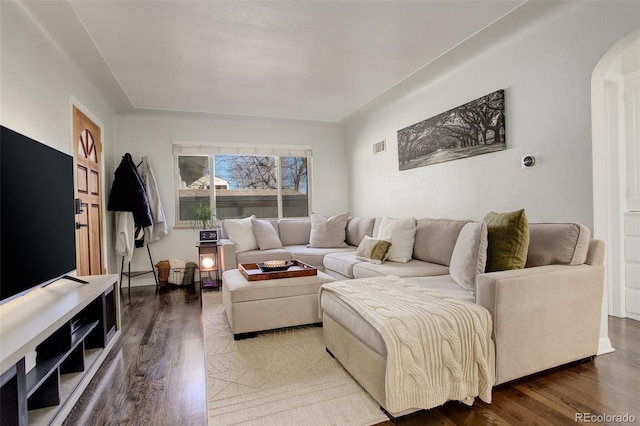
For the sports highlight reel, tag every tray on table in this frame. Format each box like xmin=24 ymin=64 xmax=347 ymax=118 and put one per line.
xmin=239 ymin=260 xmax=317 ymax=281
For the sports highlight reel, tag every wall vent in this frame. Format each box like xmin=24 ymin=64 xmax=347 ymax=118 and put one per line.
xmin=373 ymin=139 xmax=386 ymax=154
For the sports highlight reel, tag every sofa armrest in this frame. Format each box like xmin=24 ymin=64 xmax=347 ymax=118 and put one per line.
xmin=476 ymin=264 xmax=604 ymax=385
xmin=218 ymin=239 xmax=239 ymax=272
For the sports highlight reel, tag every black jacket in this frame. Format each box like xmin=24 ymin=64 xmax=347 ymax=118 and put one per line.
xmin=108 ymin=153 xmax=153 ymax=228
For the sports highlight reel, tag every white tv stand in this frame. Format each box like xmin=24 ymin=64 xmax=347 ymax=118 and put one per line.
xmin=0 ymin=275 xmax=120 ymax=426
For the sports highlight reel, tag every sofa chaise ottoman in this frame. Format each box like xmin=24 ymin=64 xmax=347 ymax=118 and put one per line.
xmin=319 ymin=222 xmax=605 ymax=417
xmin=222 ymin=268 xmax=335 ymax=339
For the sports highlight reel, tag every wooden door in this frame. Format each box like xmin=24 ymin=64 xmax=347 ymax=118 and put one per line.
xmin=73 ymin=106 xmax=105 ymax=276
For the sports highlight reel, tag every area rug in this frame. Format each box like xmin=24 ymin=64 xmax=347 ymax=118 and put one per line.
xmin=202 ymin=291 xmax=389 ymax=426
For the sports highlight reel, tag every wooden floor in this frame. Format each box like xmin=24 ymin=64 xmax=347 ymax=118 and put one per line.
xmin=63 ymin=285 xmax=639 ymax=426
xmin=63 ymin=285 xmax=207 ymax=426
xmin=380 ymin=317 xmax=640 ymax=425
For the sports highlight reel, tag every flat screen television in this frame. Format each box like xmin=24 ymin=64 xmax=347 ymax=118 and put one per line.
xmin=1 ymin=125 xmax=77 ymax=304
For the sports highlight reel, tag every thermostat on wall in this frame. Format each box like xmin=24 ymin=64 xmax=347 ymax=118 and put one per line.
xmin=521 ymin=155 xmax=538 ymax=168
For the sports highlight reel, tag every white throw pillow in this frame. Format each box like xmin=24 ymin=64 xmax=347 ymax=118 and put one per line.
xmin=450 ymin=221 xmax=488 ymax=294
xmin=251 ymin=218 xmax=283 ymax=250
xmin=376 ymin=217 xmax=416 ymax=263
xmin=308 ymin=212 xmax=349 ymax=248
xmin=223 ymin=215 xmax=259 ymax=252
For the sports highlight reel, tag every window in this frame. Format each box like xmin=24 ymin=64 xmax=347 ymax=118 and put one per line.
xmin=174 ymin=143 xmax=311 ymax=226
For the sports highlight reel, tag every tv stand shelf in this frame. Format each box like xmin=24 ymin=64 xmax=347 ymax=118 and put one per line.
xmin=0 ymin=275 xmax=120 ymax=426
xmin=26 ymin=320 xmax=99 ymax=397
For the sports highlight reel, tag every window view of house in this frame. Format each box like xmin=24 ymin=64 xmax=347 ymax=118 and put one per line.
xmin=177 ymin=154 xmax=309 ymax=224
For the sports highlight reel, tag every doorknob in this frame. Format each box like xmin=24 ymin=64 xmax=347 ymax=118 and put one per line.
xmin=75 ymin=198 xmax=84 ymax=214
xmin=76 ymin=222 xmax=88 ymax=229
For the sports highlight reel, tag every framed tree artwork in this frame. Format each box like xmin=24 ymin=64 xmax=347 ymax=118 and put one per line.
xmin=397 ymin=89 xmax=506 ymax=170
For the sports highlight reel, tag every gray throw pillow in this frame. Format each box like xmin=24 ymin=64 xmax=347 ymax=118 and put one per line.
xmin=251 ymin=218 xmax=283 ymax=250
xmin=308 ymin=212 xmax=348 ymax=248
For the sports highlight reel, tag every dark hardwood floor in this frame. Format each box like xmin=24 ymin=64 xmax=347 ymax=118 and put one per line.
xmin=63 ymin=285 xmax=207 ymax=426
xmin=63 ymin=285 xmax=639 ymax=426
xmin=379 ymin=318 xmax=640 ymax=426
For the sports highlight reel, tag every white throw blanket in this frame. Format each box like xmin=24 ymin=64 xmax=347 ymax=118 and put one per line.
xmin=319 ymin=275 xmax=494 ymax=413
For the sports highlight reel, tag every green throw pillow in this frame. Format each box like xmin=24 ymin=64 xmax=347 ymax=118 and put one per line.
xmin=356 ymin=236 xmax=392 ymax=265
xmin=483 ymin=209 xmax=529 ymax=272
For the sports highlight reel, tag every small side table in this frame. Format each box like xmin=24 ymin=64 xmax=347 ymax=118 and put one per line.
xmin=197 ymin=242 xmax=220 ymax=291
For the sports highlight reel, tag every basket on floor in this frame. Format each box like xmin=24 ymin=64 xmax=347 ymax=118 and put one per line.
xmin=182 ymin=262 xmax=197 ymax=286
xmin=155 ymin=260 xmax=170 ymax=287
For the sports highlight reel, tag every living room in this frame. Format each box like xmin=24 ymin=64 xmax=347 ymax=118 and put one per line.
xmin=1 ymin=0 xmax=639 ymax=425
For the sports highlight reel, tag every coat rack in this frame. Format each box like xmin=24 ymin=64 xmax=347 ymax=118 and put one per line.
xmin=120 ymin=244 xmax=159 ymax=292
xmin=109 ymin=152 xmax=163 ymax=293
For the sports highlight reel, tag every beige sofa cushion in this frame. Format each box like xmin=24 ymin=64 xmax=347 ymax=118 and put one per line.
xmin=404 ymin=275 xmax=476 ymax=303
xmin=413 ymin=218 xmax=469 ymax=266
xmin=323 ymin=252 xmax=363 ymax=279
xmin=308 ymin=212 xmax=348 ymax=248
xmin=320 ymin=274 xmax=475 ymax=360
xmin=449 ymin=221 xmax=488 ymax=293
xmin=353 ymin=259 xmax=448 ymax=279
xmin=346 ymin=217 xmax=376 ymax=246
xmin=278 ymin=218 xmax=311 ymax=246
xmin=286 ymin=245 xmax=355 ymax=268
xmin=320 ymin=290 xmax=388 ymax=357
xmin=224 ymin=269 xmax=334 ymax=303
xmin=526 ymin=223 xmax=591 ymax=267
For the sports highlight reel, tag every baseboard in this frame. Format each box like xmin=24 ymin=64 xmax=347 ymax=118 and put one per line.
xmin=626 ymin=312 xmax=640 ymax=322
xmin=597 ymin=337 xmax=615 ymax=355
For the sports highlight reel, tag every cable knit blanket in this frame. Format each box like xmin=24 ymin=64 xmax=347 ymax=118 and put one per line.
xmin=319 ymin=276 xmax=494 ymax=413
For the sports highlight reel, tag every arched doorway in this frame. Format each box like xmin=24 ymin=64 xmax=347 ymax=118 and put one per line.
xmin=591 ymin=28 xmax=640 ymax=353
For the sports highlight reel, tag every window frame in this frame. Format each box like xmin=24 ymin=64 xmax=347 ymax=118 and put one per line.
xmin=173 ymin=142 xmax=313 ymax=228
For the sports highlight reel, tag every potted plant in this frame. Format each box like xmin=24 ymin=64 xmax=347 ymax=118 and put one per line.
xmin=191 ymin=202 xmax=220 ymax=243
xmin=192 ymin=201 xmax=218 ymax=229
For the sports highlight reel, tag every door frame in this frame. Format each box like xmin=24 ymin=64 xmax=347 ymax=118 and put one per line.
xmin=591 ymin=27 xmax=640 ymax=355
xmin=69 ymin=96 xmax=109 ymax=275
xmin=603 ymin=72 xmax=626 ymax=318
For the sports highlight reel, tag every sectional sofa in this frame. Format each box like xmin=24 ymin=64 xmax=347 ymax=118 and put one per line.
xmin=218 ymin=212 xmax=605 ymax=415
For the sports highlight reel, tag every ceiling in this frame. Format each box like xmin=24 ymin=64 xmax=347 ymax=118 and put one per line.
xmin=25 ymin=1 xmax=529 ymax=122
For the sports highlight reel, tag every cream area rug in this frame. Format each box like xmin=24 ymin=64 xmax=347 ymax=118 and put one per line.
xmin=202 ymin=291 xmax=389 ymax=426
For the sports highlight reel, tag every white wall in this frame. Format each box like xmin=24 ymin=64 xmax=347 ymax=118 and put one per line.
xmin=114 ymin=111 xmax=347 ymax=285
xmin=343 ymin=1 xmax=640 ymax=226
xmin=621 ymin=39 xmax=640 ymax=75
xmin=0 ymin=1 xmax=118 ymax=273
